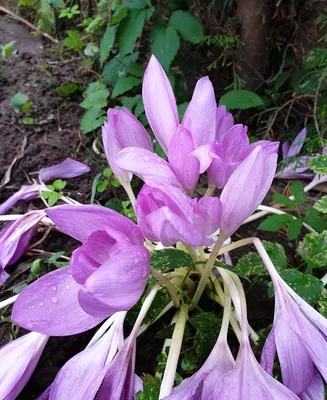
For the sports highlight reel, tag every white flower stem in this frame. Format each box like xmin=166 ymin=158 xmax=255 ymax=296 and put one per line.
xmin=159 ymin=304 xmax=188 ymax=399
xmin=0 ymin=294 xmax=18 ymax=310
xmin=321 ymin=273 xmax=327 ymax=286
xmin=204 ymin=184 xmax=216 ymax=197
xmin=87 ymin=313 xmax=125 ymax=347
xmin=123 ymin=182 xmax=136 ymax=208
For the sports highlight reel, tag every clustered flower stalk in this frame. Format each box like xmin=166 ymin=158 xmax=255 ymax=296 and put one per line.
xmin=0 ymin=54 xmax=326 ymax=400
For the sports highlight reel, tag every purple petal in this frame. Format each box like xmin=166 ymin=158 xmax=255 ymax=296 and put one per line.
xmin=287 ymin=128 xmax=307 ymax=158
xmin=0 ymin=269 xmax=9 ymax=285
xmin=282 ymin=141 xmax=291 ymax=159
xmin=12 ymin=266 xmax=104 ymax=336
xmin=0 ymin=211 xmax=44 ymax=269
xmin=78 ymin=246 xmax=150 ymax=318
xmin=168 ymin=125 xmax=199 ymax=192
xmin=116 ymin=147 xmax=182 ymax=189
xmin=102 ymin=120 xmax=131 ymax=186
xmin=46 ymin=205 xmax=143 ymax=245
xmin=260 ymin=328 xmax=277 ymax=375
xmin=0 ymin=332 xmax=48 ymax=400
xmin=190 ymin=144 xmax=214 ymax=174
xmin=221 ymin=124 xmax=249 ymax=160
xmin=194 ymin=197 xmax=221 ymax=236
xmin=207 ymin=155 xmax=227 ymax=189
xmin=39 ymin=158 xmax=90 ymax=184
xmin=0 ymin=185 xmax=40 ymax=215
xmin=71 ymin=246 xmax=100 ymax=285
xmin=275 ymin=172 xmax=314 ymax=180
xmin=300 ymin=371 xmax=325 ymax=400
xmin=216 ymin=105 xmax=234 ymax=143
xmin=142 ymin=55 xmax=179 ymax=153
xmin=182 ymin=77 xmax=217 ymax=146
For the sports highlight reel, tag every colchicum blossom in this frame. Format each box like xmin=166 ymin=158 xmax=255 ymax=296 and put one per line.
xmin=12 ymin=205 xmax=150 ymax=336
xmin=0 ymin=157 xmax=90 ymax=214
xmin=0 ymin=331 xmax=48 ymax=400
xmin=275 ymin=128 xmax=314 ymax=180
xmin=257 ymin=239 xmax=327 ymax=398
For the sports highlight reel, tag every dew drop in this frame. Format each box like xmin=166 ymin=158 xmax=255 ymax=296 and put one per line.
xmin=65 ymin=285 xmax=70 ymax=290
xmin=52 ymin=286 xmax=57 ymax=292
xmin=142 ymin=155 xmax=149 ymax=161
xmin=39 ymin=302 xmax=44 ymax=307
xmin=52 ymin=297 xmax=58 ymax=304
xmin=159 ymin=168 xmax=164 ymax=172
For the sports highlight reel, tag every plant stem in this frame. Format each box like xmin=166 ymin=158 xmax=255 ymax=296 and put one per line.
xmin=159 ymin=304 xmax=188 ymax=399
xmin=217 ymin=237 xmax=256 ymax=255
xmin=204 ymin=184 xmax=216 ymax=197
xmin=182 ymin=242 xmax=198 ymax=262
xmin=150 ymin=268 xmax=180 ymax=308
xmin=0 ymin=294 xmax=18 ymax=310
xmin=123 ymin=182 xmax=136 ymax=208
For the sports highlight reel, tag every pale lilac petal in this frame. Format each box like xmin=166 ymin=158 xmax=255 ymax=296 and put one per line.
xmin=0 ymin=332 xmax=48 ymax=400
xmin=39 ymin=158 xmax=90 ymax=184
xmin=79 ymin=246 xmax=150 ymax=318
xmin=207 ymin=155 xmax=226 ymax=189
xmin=46 ymin=205 xmax=143 ymax=245
xmin=142 ymin=55 xmax=179 ymax=153
xmin=0 ymin=211 xmax=44 ymax=269
xmin=182 ymin=77 xmax=217 ymax=146
xmin=0 ymin=269 xmax=9 ymax=285
xmin=71 ymin=247 xmax=100 ymax=285
xmin=282 ymin=141 xmax=291 ymax=159
xmin=260 ymin=328 xmax=276 ymax=375
xmin=216 ymin=105 xmax=234 ymax=143
xmin=300 ymin=371 xmax=325 ymax=400
xmin=190 ymin=144 xmax=214 ymax=174
xmin=102 ymin=121 xmax=131 ymax=186
xmin=275 ymin=172 xmax=314 ymax=180
xmin=287 ymin=128 xmax=307 ymax=157
xmin=116 ymin=147 xmax=182 ymax=189
xmin=194 ymin=197 xmax=221 ymax=235
xmin=168 ymin=125 xmax=199 ymax=192
xmin=221 ymin=125 xmax=249 ymax=160
xmin=245 ymin=140 xmax=279 ymax=158
xmin=0 ymin=185 xmax=40 ymax=215
xmin=12 ymin=266 xmax=104 ymax=336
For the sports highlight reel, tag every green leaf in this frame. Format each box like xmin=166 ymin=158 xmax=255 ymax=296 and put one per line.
xmin=304 ymin=207 xmax=327 ymax=233
xmin=111 ymin=76 xmax=142 ymax=98
xmin=84 ymin=43 xmax=99 ymax=57
xmin=219 ymin=90 xmax=264 ymax=111
xmin=47 ymin=191 xmax=63 ymax=206
xmin=298 ymin=231 xmax=327 ymax=269
xmin=236 ymin=241 xmax=287 ymax=276
xmin=135 ymin=97 xmax=144 ymax=117
xmin=181 ymin=354 xmax=198 ymax=372
xmin=11 ymin=93 xmax=28 ymax=113
xmin=57 ymin=82 xmax=82 ymax=97
xmin=258 ymin=213 xmax=293 ymax=231
xmin=150 ymin=248 xmax=194 ymax=273
xmin=117 ymin=9 xmax=147 ymax=56
xmin=22 ymin=118 xmax=34 ymax=125
xmin=177 ymin=102 xmax=189 ymax=120
xmin=81 ymin=108 xmax=106 ymax=134
xmin=318 ymin=294 xmax=327 ymax=318
xmin=314 ymin=196 xmax=327 ymax=214
xmin=111 ymin=176 xmax=121 ymax=187
xmin=111 ymin=6 xmax=129 ymax=25
xmin=96 ymin=180 xmax=108 ymax=193
xmin=103 ymin=167 xmax=113 ymax=178
xmin=290 ymin=181 xmax=306 ymax=205
xmin=37 ymin=0 xmax=55 ymax=33
xmin=80 ymin=89 xmax=110 ymax=109
xmin=64 ymin=30 xmax=83 ymax=51
xmin=169 ymin=10 xmax=204 ymax=43
xmin=1 ymin=40 xmax=16 ymax=57
xmin=90 ymin=173 xmax=102 ymax=204
xmin=22 ymin=102 xmax=32 ymax=112
xmin=103 ymin=53 xmax=139 ymax=84
xmin=19 ymin=0 xmax=38 ymax=5
xmin=124 ymin=0 xmax=150 ymax=8
xmin=100 ymin=26 xmax=117 ymax=67
xmin=52 ymin=179 xmax=67 ymax=190
xmin=272 ymin=193 xmax=295 ymax=208
xmin=308 ymin=155 xmax=327 ymax=175
xmin=126 ymin=63 xmax=145 ymax=77
xmin=86 ymin=80 xmax=107 ymax=95
xmin=287 ymin=218 xmax=303 ymax=240
xmin=150 ymin=24 xmax=180 ymax=70
xmin=136 ymin=383 xmax=159 ymax=400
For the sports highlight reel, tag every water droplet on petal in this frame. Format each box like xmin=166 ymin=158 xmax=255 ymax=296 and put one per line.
xmin=65 ymin=285 xmax=70 ymax=290
xmin=52 ymin=286 xmax=57 ymax=292
xmin=39 ymin=302 xmax=44 ymax=307
xmin=160 ymin=168 xmax=164 ymax=172
xmin=52 ymin=297 xmax=58 ymax=304
xmin=142 ymin=155 xmax=149 ymax=161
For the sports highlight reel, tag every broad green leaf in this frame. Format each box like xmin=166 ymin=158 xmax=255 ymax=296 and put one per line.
xmin=272 ymin=193 xmax=295 ymax=208
xmin=1 ymin=40 xmax=16 ymax=57
xmin=53 ymin=179 xmax=67 ymax=190
xmin=314 ymin=196 xmax=327 ymax=214
xmin=236 ymin=241 xmax=287 ymax=276
xmin=103 ymin=167 xmax=113 ymax=178
xmin=11 ymin=93 xmax=28 ymax=113
xmin=124 ymin=0 xmax=151 ymax=8
xmin=304 ymin=207 xmax=327 ymax=233
xmin=103 ymin=53 xmax=139 ymax=84
xmin=57 ymin=81 xmax=82 ymax=97
xmin=219 ymin=90 xmax=264 ymax=111
xmin=287 ymin=218 xmax=303 ymax=240
xmin=290 ymin=180 xmax=306 ymax=205
xmin=135 ymin=97 xmax=144 ymax=117
xmin=22 ymin=118 xmax=34 ymax=125
xmin=298 ymin=231 xmax=327 ymax=269
xmin=308 ymin=155 xmax=327 ymax=175
xmin=100 ymin=26 xmax=117 ymax=67
xmin=318 ymin=294 xmax=327 ymax=318
xmin=111 ymin=76 xmax=142 ymax=98
xmin=258 ymin=213 xmax=293 ymax=231
xmin=81 ymin=108 xmax=106 ymax=134
xmin=120 ymin=94 xmax=142 ymax=110
xmin=150 ymin=248 xmax=194 ymax=273
xmin=136 ymin=384 xmax=159 ymax=400
xmin=84 ymin=43 xmax=99 ymax=57
xmin=150 ymin=23 xmax=179 ymax=70
xmin=22 ymin=102 xmax=32 ymax=112
xmin=126 ymin=63 xmax=145 ymax=77
xmin=38 ymin=0 xmax=55 ymax=33
xmin=169 ymin=10 xmax=204 ymax=43
xmin=80 ymin=89 xmax=110 ymax=109
xmin=64 ymin=30 xmax=83 ymax=51
xmin=111 ymin=6 xmax=128 ymax=25
xmin=86 ymin=80 xmax=107 ymax=95
xmin=181 ymin=354 xmax=198 ymax=372
xmin=117 ymin=9 xmax=147 ymax=56
xmin=96 ymin=180 xmax=108 ymax=193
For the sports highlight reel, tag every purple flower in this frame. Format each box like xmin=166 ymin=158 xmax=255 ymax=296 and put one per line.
xmin=215 ymin=105 xmax=234 ymax=143
xmin=258 ymin=240 xmax=327 ymax=398
xmin=0 ymin=185 xmax=41 ymax=215
xmin=12 ymin=205 xmax=150 ymax=336
xmin=275 ymin=128 xmax=314 ymax=180
xmin=0 ymin=331 xmax=48 ymax=400
xmin=0 ymin=210 xmax=45 ymax=269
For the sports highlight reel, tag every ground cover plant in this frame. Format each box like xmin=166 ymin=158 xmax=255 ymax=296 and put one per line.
xmin=0 ymin=1 xmax=327 ymax=399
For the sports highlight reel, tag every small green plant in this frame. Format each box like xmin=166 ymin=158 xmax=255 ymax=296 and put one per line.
xmin=1 ymin=41 xmax=16 ymax=58
xmin=59 ymin=5 xmax=80 ymax=19
xmin=40 ymin=179 xmax=67 ymax=206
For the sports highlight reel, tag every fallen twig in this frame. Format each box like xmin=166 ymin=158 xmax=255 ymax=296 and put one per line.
xmin=0 ymin=136 xmax=27 ymax=188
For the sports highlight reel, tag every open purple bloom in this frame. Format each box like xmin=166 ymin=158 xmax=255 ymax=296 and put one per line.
xmin=0 ymin=210 xmax=45 ymax=269
xmin=39 ymin=157 xmax=91 ymax=184
xmin=12 ymin=205 xmax=150 ymax=336
xmin=275 ymin=128 xmax=314 ymax=180
xmin=0 ymin=332 xmax=48 ymax=400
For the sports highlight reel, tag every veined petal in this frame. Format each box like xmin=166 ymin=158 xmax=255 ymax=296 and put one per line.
xmin=46 ymin=205 xmax=143 ymax=245
xmin=0 ymin=332 xmax=48 ymax=400
xmin=207 ymin=155 xmax=226 ymax=189
xmin=190 ymin=144 xmax=214 ymax=174
xmin=71 ymin=247 xmax=100 ymax=285
xmin=12 ymin=266 xmax=104 ymax=336
xmin=221 ymin=124 xmax=249 ymax=160
xmin=260 ymin=328 xmax=277 ymax=376
xmin=300 ymin=371 xmax=325 ymax=400
xmin=142 ymin=55 xmax=179 ymax=153
xmin=282 ymin=141 xmax=291 ymax=159
xmin=168 ymin=125 xmax=199 ymax=193
xmin=287 ymin=128 xmax=307 ymax=157
xmin=216 ymin=105 xmax=234 ymax=143
xmin=0 ymin=185 xmax=40 ymax=215
xmin=194 ymin=197 xmax=221 ymax=236
xmin=182 ymin=77 xmax=217 ymax=146
xmin=39 ymin=158 xmax=90 ymax=184
xmin=79 ymin=246 xmax=150 ymax=318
